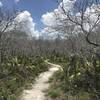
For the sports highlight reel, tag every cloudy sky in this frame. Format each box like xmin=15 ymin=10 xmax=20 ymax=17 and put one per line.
xmin=0 ymin=0 xmax=100 ymax=38
xmin=1 ymin=0 xmax=58 ymax=30
xmin=0 ymin=0 xmax=58 ymax=37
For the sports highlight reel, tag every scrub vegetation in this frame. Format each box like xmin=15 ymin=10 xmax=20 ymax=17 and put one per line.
xmin=0 ymin=0 xmax=100 ymax=100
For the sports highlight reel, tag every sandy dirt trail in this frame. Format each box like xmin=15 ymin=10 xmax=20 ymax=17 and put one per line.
xmin=20 ymin=62 xmax=60 ymax=100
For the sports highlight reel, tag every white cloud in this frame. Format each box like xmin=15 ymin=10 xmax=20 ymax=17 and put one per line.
xmin=41 ymin=12 xmax=56 ymax=26
xmin=41 ymin=0 xmax=76 ymax=38
xmin=0 ymin=1 xmax=3 ymax=7
xmin=41 ymin=0 xmax=76 ymax=27
xmin=15 ymin=11 xmax=40 ymax=38
xmin=15 ymin=0 xmax=20 ymax=3
xmin=59 ymin=0 xmax=76 ymax=12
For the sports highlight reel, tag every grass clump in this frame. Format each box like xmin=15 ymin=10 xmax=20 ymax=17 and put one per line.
xmin=0 ymin=55 xmax=48 ymax=100
xmin=48 ymin=88 xmax=61 ymax=98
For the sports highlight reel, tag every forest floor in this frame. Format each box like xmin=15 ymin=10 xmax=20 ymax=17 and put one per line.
xmin=20 ymin=61 xmax=60 ymax=100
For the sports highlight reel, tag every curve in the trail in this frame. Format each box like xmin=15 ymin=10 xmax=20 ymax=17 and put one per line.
xmin=20 ymin=62 xmax=60 ymax=100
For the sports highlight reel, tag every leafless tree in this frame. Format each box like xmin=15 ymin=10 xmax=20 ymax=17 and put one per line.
xmin=57 ymin=0 xmax=100 ymax=47
xmin=0 ymin=8 xmax=19 ymax=62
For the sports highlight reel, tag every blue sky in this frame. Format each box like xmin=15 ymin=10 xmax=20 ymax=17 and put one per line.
xmin=2 ymin=0 xmax=58 ymax=30
xmin=18 ymin=0 xmax=58 ymax=30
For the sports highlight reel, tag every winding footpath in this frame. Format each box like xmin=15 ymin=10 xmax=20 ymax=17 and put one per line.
xmin=20 ymin=62 xmax=60 ymax=100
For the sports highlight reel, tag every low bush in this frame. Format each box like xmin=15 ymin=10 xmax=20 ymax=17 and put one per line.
xmin=48 ymin=54 xmax=100 ymax=100
xmin=0 ymin=56 xmax=48 ymax=100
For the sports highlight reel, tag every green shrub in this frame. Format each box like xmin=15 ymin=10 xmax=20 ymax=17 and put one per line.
xmin=0 ymin=56 xmax=48 ymax=100
xmin=48 ymin=88 xmax=61 ymax=98
xmin=48 ymin=54 xmax=100 ymax=99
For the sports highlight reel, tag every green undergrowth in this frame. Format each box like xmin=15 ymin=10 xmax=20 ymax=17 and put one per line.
xmin=47 ymin=54 xmax=100 ymax=100
xmin=0 ymin=56 xmax=48 ymax=100
xmin=47 ymin=70 xmax=91 ymax=100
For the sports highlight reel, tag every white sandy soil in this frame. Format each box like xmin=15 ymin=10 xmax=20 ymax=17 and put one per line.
xmin=20 ymin=62 xmax=60 ymax=100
